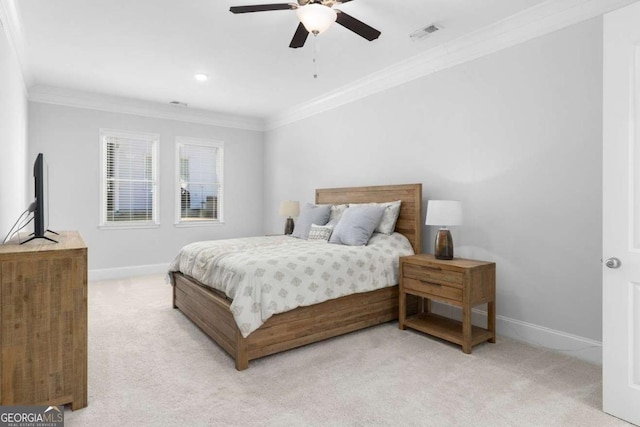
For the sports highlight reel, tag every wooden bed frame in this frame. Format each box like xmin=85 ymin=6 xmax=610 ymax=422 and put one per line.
xmin=171 ymin=183 xmax=422 ymax=370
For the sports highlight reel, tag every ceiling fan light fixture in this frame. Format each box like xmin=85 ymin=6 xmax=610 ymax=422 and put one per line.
xmin=296 ymin=4 xmax=337 ymax=35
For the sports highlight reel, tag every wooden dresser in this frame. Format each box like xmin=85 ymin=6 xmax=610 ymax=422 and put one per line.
xmin=0 ymin=231 xmax=87 ymax=410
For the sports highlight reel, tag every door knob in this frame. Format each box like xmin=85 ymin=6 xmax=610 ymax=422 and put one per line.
xmin=605 ymin=257 xmax=622 ymax=269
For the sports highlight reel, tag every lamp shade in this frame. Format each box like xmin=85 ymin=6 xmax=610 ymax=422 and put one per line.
xmin=296 ymin=4 xmax=337 ymax=34
xmin=425 ymin=200 xmax=463 ymax=226
xmin=279 ymin=201 xmax=300 ymax=217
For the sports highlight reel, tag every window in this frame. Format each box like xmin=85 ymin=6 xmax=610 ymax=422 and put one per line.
xmin=100 ymin=129 xmax=159 ymax=228
xmin=175 ymin=137 xmax=224 ymax=224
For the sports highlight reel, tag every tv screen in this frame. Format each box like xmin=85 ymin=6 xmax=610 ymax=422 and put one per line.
xmin=33 ymin=153 xmax=48 ymax=237
xmin=21 ymin=153 xmax=57 ymax=244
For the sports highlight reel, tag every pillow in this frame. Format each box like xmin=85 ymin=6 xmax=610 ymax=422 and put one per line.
xmin=349 ymin=200 xmax=401 ymax=235
xmin=291 ymin=203 xmax=331 ymax=239
xmin=329 ymin=205 xmax=385 ymax=246
xmin=327 ymin=204 xmax=348 ymax=227
xmin=307 ymin=224 xmax=333 ymax=242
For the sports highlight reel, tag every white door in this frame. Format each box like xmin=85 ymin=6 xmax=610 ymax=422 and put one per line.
xmin=603 ymin=3 xmax=640 ymax=425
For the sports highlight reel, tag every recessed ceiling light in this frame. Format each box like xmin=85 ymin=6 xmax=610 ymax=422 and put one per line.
xmin=194 ymin=73 xmax=208 ymax=82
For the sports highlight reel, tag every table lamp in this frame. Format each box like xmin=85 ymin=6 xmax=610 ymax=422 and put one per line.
xmin=279 ymin=201 xmax=300 ymax=235
xmin=425 ymin=200 xmax=463 ymax=260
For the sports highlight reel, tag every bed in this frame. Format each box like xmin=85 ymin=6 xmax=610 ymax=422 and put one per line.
xmin=169 ymin=183 xmax=422 ymax=370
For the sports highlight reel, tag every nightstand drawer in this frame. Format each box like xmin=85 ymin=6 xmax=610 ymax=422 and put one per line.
xmin=402 ymin=263 xmax=463 ymax=286
xmin=402 ymin=277 xmax=463 ymax=302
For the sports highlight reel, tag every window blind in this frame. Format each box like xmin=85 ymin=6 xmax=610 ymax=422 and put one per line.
xmin=102 ymin=132 xmax=158 ymax=226
xmin=177 ymin=140 xmax=223 ymax=222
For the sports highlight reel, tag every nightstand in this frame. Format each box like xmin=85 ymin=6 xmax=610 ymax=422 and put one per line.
xmin=399 ymin=254 xmax=496 ymax=353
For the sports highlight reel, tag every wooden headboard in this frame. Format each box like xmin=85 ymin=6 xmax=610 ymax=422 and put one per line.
xmin=315 ymin=183 xmax=423 ymax=254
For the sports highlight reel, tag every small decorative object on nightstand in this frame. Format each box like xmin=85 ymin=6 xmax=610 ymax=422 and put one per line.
xmin=425 ymin=200 xmax=462 ymax=260
xmin=399 ymin=254 xmax=496 ymax=354
xmin=279 ymin=201 xmax=300 ymax=235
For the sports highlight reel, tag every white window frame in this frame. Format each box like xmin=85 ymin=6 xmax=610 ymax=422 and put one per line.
xmin=99 ymin=129 xmax=160 ymax=229
xmin=174 ymin=137 xmax=224 ymax=227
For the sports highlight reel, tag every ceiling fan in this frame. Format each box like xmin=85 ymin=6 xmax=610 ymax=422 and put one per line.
xmin=229 ymin=0 xmax=381 ymax=48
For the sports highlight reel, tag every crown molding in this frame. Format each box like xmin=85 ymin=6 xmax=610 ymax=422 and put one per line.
xmin=2 ymin=0 xmax=263 ymax=130
xmin=0 ymin=0 xmax=31 ymax=92
xmin=265 ymin=0 xmax=638 ymax=130
xmin=29 ymin=85 xmax=266 ymax=131
xmin=7 ymin=0 xmax=637 ymax=131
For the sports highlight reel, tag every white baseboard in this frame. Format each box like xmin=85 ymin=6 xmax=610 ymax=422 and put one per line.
xmin=430 ymin=302 xmax=602 ymax=365
xmin=88 ymin=263 xmax=170 ymax=282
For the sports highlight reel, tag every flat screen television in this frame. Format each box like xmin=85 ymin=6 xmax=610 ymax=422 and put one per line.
xmin=22 ymin=153 xmax=57 ymax=244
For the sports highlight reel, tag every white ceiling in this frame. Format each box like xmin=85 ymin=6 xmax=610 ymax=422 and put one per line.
xmin=7 ymin=0 xmax=566 ymax=119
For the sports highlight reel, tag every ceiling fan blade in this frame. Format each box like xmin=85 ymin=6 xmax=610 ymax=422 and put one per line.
xmin=335 ymin=10 xmax=381 ymax=41
xmin=230 ymin=3 xmax=295 ymax=13
xmin=289 ymin=22 xmax=309 ymax=48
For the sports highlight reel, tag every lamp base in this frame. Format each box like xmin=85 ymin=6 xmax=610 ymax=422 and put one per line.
xmin=284 ymin=217 xmax=294 ymax=235
xmin=434 ymin=228 xmax=454 ymax=260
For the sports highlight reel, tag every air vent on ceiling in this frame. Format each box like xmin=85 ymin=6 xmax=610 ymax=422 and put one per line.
xmin=409 ymin=24 xmax=442 ymax=41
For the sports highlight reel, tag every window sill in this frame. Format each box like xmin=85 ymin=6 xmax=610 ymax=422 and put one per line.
xmin=98 ymin=223 xmax=160 ymax=230
xmin=174 ymin=220 xmax=225 ymax=228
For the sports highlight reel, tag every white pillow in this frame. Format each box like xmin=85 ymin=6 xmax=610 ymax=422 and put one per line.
xmin=329 ymin=205 xmax=385 ymax=246
xmin=349 ymin=200 xmax=401 ymax=235
xmin=327 ymin=204 xmax=348 ymax=227
xmin=307 ymin=224 xmax=333 ymax=242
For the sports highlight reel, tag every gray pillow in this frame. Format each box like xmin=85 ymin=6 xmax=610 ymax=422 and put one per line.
xmin=350 ymin=200 xmax=401 ymax=235
xmin=291 ymin=203 xmax=331 ymax=239
xmin=329 ymin=205 xmax=385 ymax=246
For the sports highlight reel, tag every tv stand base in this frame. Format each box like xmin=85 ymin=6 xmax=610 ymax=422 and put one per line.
xmin=21 ymin=230 xmax=59 ymax=245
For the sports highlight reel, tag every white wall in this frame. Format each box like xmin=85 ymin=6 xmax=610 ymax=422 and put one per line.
xmin=264 ymin=19 xmax=604 ymax=344
xmin=28 ymin=103 xmax=264 ymax=271
xmin=0 ymin=18 xmax=28 ymax=241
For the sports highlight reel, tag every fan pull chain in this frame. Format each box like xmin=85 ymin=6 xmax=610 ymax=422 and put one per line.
xmin=313 ymin=33 xmax=318 ymax=79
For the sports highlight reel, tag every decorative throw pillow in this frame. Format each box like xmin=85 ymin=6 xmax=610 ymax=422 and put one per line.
xmin=329 ymin=205 xmax=385 ymax=246
xmin=327 ymin=204 xmax=348 ymax=227
xmin=307 ymin=224 xmax=333 ymax=242
xmin=350 ymin=200 xmax=401 ymax=235
xmin=291 ymin=203 xmax=331 ymax=240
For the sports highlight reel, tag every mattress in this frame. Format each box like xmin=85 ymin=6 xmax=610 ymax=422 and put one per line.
xmin=168 ymin=233 xmax=414 ymax=337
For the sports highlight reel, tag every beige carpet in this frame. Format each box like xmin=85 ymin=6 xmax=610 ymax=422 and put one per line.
xmin=65 ymin=274 xmax=629 ymax=427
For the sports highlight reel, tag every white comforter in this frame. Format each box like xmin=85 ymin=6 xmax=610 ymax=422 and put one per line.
xmin=168 ymin=233 xmax=414 ymax=337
